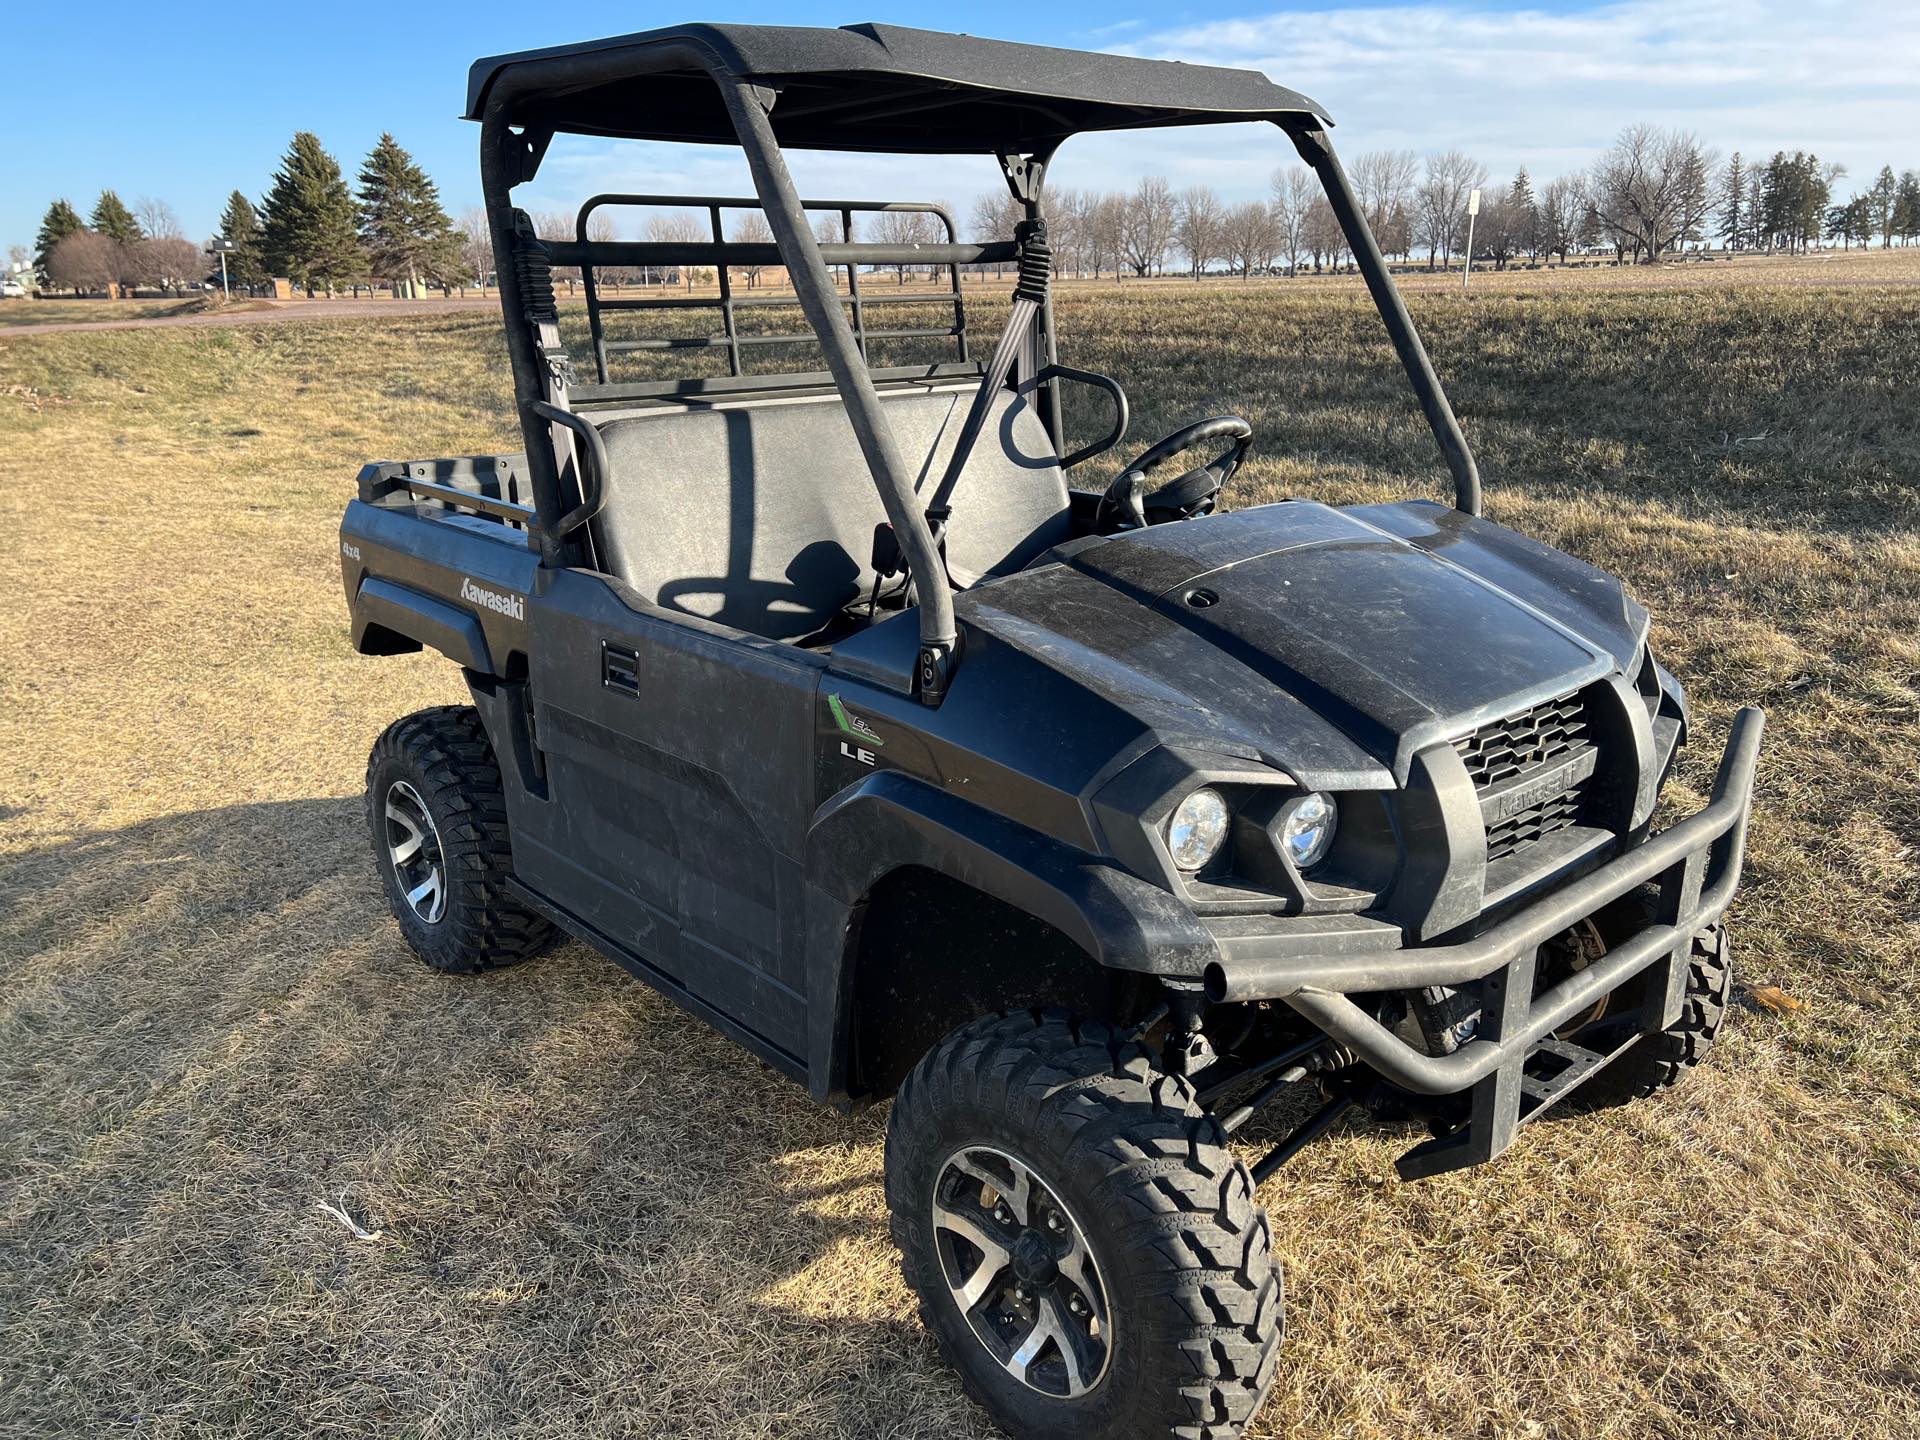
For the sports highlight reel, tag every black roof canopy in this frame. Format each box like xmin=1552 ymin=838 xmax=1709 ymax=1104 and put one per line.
xmin=465 ymin=22 xmax=1328 ymax=153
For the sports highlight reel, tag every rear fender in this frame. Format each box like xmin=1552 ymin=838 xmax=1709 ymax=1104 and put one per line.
xmin=340 ymin=497 xmax=538 ymax=677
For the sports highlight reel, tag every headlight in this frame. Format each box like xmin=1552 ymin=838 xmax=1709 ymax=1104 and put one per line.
xmin=1166 ymin=787 xmax=1230 ymax=871
xmin=1279 ymin=792 xmax=1337 ymax=869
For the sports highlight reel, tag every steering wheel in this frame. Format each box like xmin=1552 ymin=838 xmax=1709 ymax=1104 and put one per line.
xmin=1096 ymin=415 xmax=1253 ymax=531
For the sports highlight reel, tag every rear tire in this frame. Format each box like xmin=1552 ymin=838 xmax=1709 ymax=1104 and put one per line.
xmin=365 ymin=706 xmax=557 ymax=973
xmin=885 ymin=1009 xmax=1283 ymax=1440
xmin=1573 ymin=923 xmax=1732 ymax=1109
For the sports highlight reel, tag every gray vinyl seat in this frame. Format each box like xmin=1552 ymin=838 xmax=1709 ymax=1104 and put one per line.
xmin=590 ymin=385 xmax=1072 ymax=641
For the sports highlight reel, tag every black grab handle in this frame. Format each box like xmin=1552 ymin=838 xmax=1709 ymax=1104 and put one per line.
xmin=526 ymin=399 xmax=610 ymax=538
xmin=1032 ymin=363 xmax=1130 ymax=470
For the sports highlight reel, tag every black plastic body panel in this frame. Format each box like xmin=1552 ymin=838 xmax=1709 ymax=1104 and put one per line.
xmin=342 ymin=487 xmax=1754 ymax=1119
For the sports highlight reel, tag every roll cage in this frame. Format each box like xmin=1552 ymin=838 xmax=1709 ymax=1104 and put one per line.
xmin=470 ymin=22 xmax=1483 ymax=704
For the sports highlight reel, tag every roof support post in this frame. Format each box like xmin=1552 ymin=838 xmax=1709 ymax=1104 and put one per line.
xmin=479 ymin=107 xmax=579 ymax=565
xmin=1285 ymin=123 xmax=1483 ymax=516
xmin=997 ymin=148 xmax=1063 ymax=447
xmin=716 ymin=78 xmax=961 ymax=703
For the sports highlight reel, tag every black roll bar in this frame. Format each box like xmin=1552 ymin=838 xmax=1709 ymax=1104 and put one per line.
xmin=715 ymin=78 xmax=960 ymax=699
xmin=476 ymin=37 xmax=1488 ymax=678
xmin=1286 ymin=124 xmax=1484 ymax=517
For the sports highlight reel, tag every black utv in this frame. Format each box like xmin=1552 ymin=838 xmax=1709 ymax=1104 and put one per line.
xmin=339 ymin=23 xmax=1763 ymax=1440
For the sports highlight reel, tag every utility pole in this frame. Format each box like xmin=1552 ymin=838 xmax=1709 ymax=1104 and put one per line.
xmin=1462 ymin=188 xmax=1482 ymax=290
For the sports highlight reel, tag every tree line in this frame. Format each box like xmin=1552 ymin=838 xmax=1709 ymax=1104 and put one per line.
xmin=24 ymin=123 xmax=1919 ymax=299
xmin=31 ymin=131 xmax=463 ymax=297
xmin=963 ymin=128 xmax=1920 ymax=278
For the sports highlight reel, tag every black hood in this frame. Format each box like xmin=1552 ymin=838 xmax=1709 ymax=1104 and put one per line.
xmin=956 ymin=500 xmax=1646 ymax=786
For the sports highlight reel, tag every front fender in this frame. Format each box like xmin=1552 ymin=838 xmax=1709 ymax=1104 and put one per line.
xmin=801 ymin=769 xmax=1217 ymax=1101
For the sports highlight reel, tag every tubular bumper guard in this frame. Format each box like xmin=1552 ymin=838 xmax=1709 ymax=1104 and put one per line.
xmin=1202 ymin=707 xmax=1765 ymax=1177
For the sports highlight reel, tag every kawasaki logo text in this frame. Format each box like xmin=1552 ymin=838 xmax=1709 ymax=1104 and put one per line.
xmin=460 ymin=577 xmax=525 ymax=621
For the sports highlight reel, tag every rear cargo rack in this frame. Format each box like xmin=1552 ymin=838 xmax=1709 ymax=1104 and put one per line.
xmin=557 ymin=194 xmax=985 ymax=404
xmin=357 ymin=458 xmax=538 ymax=529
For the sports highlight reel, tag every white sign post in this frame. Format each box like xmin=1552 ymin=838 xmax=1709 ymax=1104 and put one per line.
xmin=209 ymin=239 xmax=238 ymax=301
xmin=1463 ymin=188 xmax=1482 ymax=290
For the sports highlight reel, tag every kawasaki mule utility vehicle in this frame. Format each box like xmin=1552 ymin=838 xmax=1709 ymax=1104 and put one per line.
xmin=339 ymin=24 xmax=1764 ymax=1439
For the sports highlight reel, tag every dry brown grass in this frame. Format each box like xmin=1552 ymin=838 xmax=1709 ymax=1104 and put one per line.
xmin=0 ymin=297 xmax=219 ymax=328
xmin=1082 ymin=244 xmax=1920 ymax=296
xmin=2 ymin=269 xmax=1918 ymax=1439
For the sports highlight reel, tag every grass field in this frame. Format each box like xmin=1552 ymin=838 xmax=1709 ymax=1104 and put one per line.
xmin=3 ymin=268 xmax=1918 ymax=1438
xmin=0 ymin=297 xmax=217 ymax=328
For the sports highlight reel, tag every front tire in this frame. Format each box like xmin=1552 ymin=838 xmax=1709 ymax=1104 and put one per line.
xmin=1574 ymin=922 xmax=1732 ymax=1109
xmin=885 ymin=1009 xmax=1283 ymax=1440
xmin=365 ymin=706 xmax=557 ymax=973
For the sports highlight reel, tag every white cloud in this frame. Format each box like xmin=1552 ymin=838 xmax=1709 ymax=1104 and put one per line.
xmin=520 ymin=0 xmax=1918 ymax=224
xmin=1099 ymin=0 xmax=1919 ymax=190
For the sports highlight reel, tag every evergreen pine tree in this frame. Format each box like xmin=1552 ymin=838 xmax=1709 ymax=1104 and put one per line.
xmin=217 ymin=191 xmax=267 ymax=286
xmin=259 ymin=132 xmax=367 ymax=293
xmin=1760 ymin=152 xmax=1794 ymax=252
xmin=34 ymin=199 xmax=85 ymax=280
xmin=1867 ymin=166 xmax=1898 ymax=249
xmin=1506 ymin=167 xmax=1538 ymax=258
xmin=356 ymin=133 xmax=460 ymax=291
xmin=1717 ymin=153 xmax=1744 ymax=251
xmin=1744 ymin=171 xmax=1767 ymax=251
xmin=1896 ymin=171 xmax=1920 ymax=246
xmin=90 ymin=190 xmax=142 ymax=245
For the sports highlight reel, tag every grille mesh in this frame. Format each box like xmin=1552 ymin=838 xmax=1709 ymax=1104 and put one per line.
xmin=1455 ymin=691 xmax=1596 ymax=864
xmin=1454 ymin=690 xmax=1589 ymax=788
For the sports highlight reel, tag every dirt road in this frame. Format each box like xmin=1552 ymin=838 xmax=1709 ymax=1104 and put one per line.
xmin=0 ymin=296 xmax=503 ymax=337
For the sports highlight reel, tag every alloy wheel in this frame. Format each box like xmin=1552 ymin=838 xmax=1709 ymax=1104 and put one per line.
xmin=930 ymin=1144 xmax=1112 ymax=1399
xmin=383 ymin=780 xmax=447 ymax=924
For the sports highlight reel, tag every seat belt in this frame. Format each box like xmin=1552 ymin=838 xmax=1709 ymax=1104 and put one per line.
xmin=508 ymin=210 xmax=588 ymax=553
xmin=923 ymin=217 xmax=1051 ymax=555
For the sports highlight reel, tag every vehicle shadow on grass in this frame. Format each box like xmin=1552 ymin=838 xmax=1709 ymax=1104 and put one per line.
xmin=0 ymin=798 xmax=996 ymax=1439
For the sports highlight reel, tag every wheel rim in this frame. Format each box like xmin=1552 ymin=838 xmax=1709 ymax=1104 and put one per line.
xmin=383 ymin=781 xmax=447 ymax=924
xmin=931 ymin=1145 xmax=1112 ymax=1399
xmin=1545 ymin=917 xmax=1611 ymax=1037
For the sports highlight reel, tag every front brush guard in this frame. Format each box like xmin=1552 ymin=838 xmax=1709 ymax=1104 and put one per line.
xmin=1203 ymin=707 xmax=1764 ymax=1177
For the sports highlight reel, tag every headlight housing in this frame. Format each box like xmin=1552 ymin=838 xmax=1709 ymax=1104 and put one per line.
xmin=1166 ymin=787 xmax=1230 ymax=871
xmin=1278 ymin=792 xmax=1338 ymax=870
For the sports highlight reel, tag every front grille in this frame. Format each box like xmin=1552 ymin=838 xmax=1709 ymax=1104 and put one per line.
xmin=1454 ymin=690 xmax=1589 ymax=787
xmin=1455 ymin=690 xmax=1598 ymax=865
xmin=1483 ymin=786 xmax=1587 ymax=863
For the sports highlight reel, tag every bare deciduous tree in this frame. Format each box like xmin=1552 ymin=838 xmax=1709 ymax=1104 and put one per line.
xmin=585 ymin=213 xmax=641 ymax=289
xmin=135 ymin=197 xmax=185 ymax=242
xmin=1589 ymin=125 xmax=1717 ymax=263
xmin=1084 ymin=192 xmax=1126 ymax=280
xmin=730 ymin=212 xmax=775 ymax=289
xmin=1220 ymin=201 xmax=1278 ymax=277
xmin=645 ymin=210 xmax=706 ymax=287
xmin=1352 ymin=150 xmax=1417 ymax=258
xmin=1269 ymin=165 xmax=1315 ymax=276
xmin=1538 ymin=176 xmax=1589 ymax=263
xmin=137 ymin=236 xmax=206 ymax=291
xmin=46 ymin=231 xmax=118 ymax=293
xmin=1119 ymin=176 xmax=1176 ymax=277
xmin=456 ymin=207 xmax=493 ymax=291
xmin=1175 ymin=185 xmax=1224 ymax=278
xmin=970 ymin=190 xmax=1022 ymax=277
xmin=1303 ymin=197 xmax=1346 ymax=272
xmin=1049 ymin=188 xmax=1091 ymax=277
xmin=870 ymin=207 xmax=940 ymax=284
xmin=1415 ymin=150 xmax=1488 ymax=267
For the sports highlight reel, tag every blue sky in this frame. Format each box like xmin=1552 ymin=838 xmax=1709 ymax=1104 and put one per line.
xmin=6 ymin=0 xmax=1916 ymax=250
